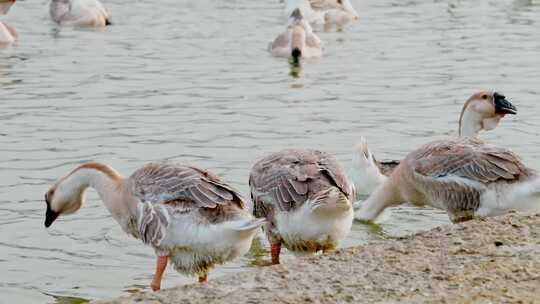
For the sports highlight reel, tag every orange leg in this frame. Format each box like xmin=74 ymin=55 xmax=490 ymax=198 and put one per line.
xmin=271 ymin=243 xmax=281 ymax=265
xmin=150 ymin=256 xmax=168 ymax=291
xmin=198 ymin=272 xmax=208 ymax=283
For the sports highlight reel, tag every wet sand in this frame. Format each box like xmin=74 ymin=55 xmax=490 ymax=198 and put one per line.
xmin=96 ymin=212 xmax=540 ymax=304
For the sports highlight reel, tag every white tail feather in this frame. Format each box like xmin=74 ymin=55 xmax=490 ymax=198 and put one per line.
xmin=349 ymin=137 xmax=387 ymax=197
xmin=230 ymin=218 xmax=266 ymax=232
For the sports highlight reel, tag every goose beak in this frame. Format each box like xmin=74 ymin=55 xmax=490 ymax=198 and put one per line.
xmin=493 ymin=92 xmax=517 ymax=115
xmin=45 ymin=205 xmax=59 ymax=228
xmin=44 ymin=193 xmax=59 ymax=228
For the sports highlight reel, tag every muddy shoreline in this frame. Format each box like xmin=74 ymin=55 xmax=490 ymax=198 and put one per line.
xmin=96 ymin=213 xmax=540 ymax=304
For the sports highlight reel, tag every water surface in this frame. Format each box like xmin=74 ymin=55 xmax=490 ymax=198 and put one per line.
xmin=1 ymin=0 xmax=540 ymax=303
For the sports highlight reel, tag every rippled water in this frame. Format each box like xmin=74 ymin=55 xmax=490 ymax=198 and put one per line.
xmin=1 ymin=0 xmax=540 ymax=303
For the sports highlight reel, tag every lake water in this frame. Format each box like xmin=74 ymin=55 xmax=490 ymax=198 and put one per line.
xmin=1 ymin=0 xmax=539 ymax=303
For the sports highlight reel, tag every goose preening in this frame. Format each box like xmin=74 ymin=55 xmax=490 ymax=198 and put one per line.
xmin=284 ymin=0 xmax=359 ymax=29
xmin=0 ymin=0 xmax=16 ymax=45
xmin=354 ymin=98 xmax=540 ymax=223
xmin=249 ymin=149 xmax=355 ymax=264
xmin=350 ymin=91 xmax=518 ymax=197
xmin=50 ymin=0 xmax=111 ymax=27
xmin=44 ymin=162 xmax=265 ymax=291
xmin=270 ymin=8 xmax=322 ymax=64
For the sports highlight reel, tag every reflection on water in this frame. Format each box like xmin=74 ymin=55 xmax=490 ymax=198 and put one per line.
xmin=1 ymin=0 xmax=540 ymax=303
xmin=45 ymin=293 xmax=89 ymax=304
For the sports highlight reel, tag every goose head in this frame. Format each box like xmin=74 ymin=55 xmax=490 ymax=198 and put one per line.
xmin=459 ymin=91 xmax=517 ymax=137
xmin=44 ymin=172 xmax=88 ymax=227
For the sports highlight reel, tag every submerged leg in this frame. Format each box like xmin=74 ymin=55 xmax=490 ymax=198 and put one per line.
xmin=198 ymin=272 xmax=208 ymax=283
xmin=271 ymin=243 xmax=282 ymax=265
xmin=150 ymin=255 xmax=168 ymax=291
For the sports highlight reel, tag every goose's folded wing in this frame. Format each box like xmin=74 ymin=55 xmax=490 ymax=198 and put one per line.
xmin=270 ymin=32 xmax=290 ymax=54
xmin=129 ymin=162 xmax=244 ymax=245
xmin=410 ymin=139 xmax=530 ymax=214
xmin=250 ymin=150 xmax=353 ymax=217
xmin=413 ymin=139 xmax=527 ymax=183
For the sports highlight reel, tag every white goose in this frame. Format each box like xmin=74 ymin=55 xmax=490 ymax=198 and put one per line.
xmin=354 ymin=97 xmax=540 ymax=223
xmin=50 ymin=0 xmax=111 ymax=27
xmin=0 ymin=0 xmax=17 ymax=45
xmin=44 ymin=162 xmax=265 ymax=291
xmin=284 ymin=0 xmax=359 ymax=29
xmin=249 ymin=149 xmax=355 ymax=264
xmin=270 ymin=8 xmax=322 ymax=64
xmin=350 ymin=91 xmax=518 ymax=197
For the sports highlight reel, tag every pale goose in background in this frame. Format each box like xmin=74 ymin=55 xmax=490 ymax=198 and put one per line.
xmin=350 ymin=91 xmax=518 ymax=197
xmin=0 ymin=0 xmax=17 ymax=45
xmin=249 ymin=149 xmax=355 ymax=264
xmin=284 ymin=0 xmax=359 ymax=29
xmin=270 ymin=8 xmax=322 ymax=64
xmin=44 ymin=162 xmax=264 ymax=291
xmin=50 ymin=0 xmax=111 ymax=27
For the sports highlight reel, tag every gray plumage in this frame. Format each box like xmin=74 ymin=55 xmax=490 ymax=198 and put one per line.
xmin=128 ymin=162 xmax=245 ymax=246
xmin=399 ymin=137 xmax=533 ymax=220
xmin=250 ymin=149 xmax=354 ymax=245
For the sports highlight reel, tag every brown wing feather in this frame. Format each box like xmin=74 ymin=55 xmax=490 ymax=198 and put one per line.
xmin=405 ymin=138 xmax=533 ymax=221
xmin=412 ymin=138 xmax=530 ymax=184
xmin=249 ymin=149 xmax=354 ymax=218
xmin=129 ymin=162 xmax=245 ymax=246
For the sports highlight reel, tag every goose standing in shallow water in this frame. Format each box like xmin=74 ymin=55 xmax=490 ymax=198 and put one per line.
xmin=354 ymin=97 xmax=540 ymax=223
xmin=44 ymin=162 xmax=265 ymax=291
xmin=249 ymin=149 xmax=355 ymax=264
xmin=270 ymin=8 xmax=322 ymax=64
xmin=350 ymin=91 xmax=518 ymax=197
xmin=0 ymin=0 xmax=17 ymax=45
xmin=50 ymin=0 xmax=111 ymax=27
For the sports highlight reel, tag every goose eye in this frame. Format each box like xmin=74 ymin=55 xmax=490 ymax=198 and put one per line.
xmin=337 ymin=0 xmax=342 ymax=3
xmin=482 ymin=94 xmax=488 ymax=100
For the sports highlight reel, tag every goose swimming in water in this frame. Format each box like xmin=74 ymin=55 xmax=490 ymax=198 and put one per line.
xmin=249 ymin=149 xmax=355 ymax=264
xmin=270 ymin=8 xmax=322 ymax=64
xmin=0 ymin=0 xmax=17 ymax=45
xmin=354 ymin=97 xmax=540 ymax=223
xmin=44 ymin=162 xmax=265 ymax=291
xmin=350 ymin=91 xmax=518 ymax=197
xmin=284 ymin=0 xmax=359 ymax=29
xmin=50 ymin=0 xmax=111 ymax=27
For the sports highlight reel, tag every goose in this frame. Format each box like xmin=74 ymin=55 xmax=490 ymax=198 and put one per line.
xmin=354 ymin=98 xmax=540 ymax=223
xmin=50 ymin=0 xmax=111 ymax=27
xmin=350 ymin=91 xmax=518 ymax=197
xmin=249 ymin=149 xmax=355 ymax=264
xmin=284 ymin=0 xmax=359 ymax=28
xmin=44 ymin=162 xmax=265 ymax=291
xmin=270 ymin=8 xmax=322 ymax=64
xmin=0 ymin=0 xmax=16 ymax=45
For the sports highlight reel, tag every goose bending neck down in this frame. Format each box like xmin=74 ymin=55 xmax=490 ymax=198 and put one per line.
xmin=350 ymin=91 xmax=517 ymax=197
xmin=45 ymin=162 xmax=265 ymax=291
xmin=250 ymin=149 xmax=355 ymax=264
xmin=270 ymin=8 xmax=322 ymax=63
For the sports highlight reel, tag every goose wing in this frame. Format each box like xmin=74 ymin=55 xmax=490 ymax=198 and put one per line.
xmin=129 ymin=162 xmax=245 ymax=246
xmin=409 ymin=138 xmax=531 ymax=217
xmin=249 ymin=149 xmax=354 ymax=218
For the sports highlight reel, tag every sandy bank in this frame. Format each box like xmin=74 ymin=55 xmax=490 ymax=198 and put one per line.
xmin=96 ymin=213 xmax=540 ymax=304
